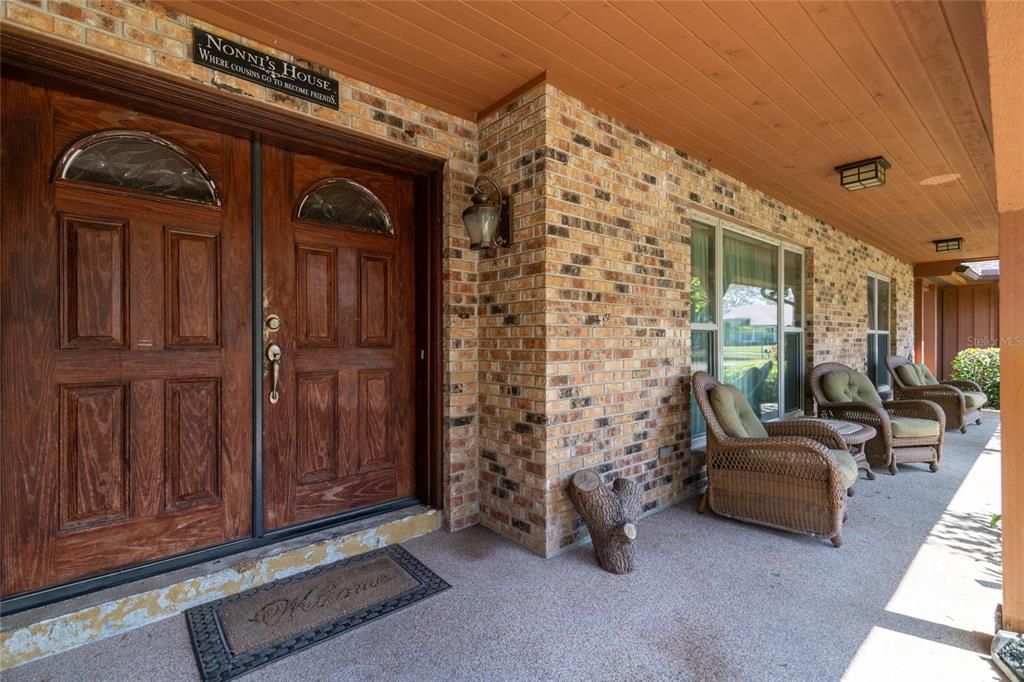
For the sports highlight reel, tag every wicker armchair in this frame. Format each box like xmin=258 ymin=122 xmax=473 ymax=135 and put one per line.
xmin=692 ymin=372 xmax=854 ymax=547
xmin=810 ymin=362 xmax=944 ymax=475
xmin=886 ymin=356 xmax=986 ymax=433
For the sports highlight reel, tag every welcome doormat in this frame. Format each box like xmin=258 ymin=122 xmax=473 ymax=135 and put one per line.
xmin=186 ymin=545 xmax=449 ymax=681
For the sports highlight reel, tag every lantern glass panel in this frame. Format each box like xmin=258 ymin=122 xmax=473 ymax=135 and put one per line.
xmin=463 ymin=204 xmax=499 ymax=249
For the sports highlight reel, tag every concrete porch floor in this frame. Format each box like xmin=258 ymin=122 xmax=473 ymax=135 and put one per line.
xmin=8 ymin=413 xmax=1003 ymax=682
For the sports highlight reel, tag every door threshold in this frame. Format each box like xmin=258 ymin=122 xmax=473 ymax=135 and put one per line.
xmin=0 ymin=505 xmax=440 ymax=671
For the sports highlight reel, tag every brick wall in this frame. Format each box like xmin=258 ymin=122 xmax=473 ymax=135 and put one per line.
xmin=477 ymin=85 xmax=914 ymax=555
xmin=540 ymin=90 xmax=696 ymax=553
xmin=3 ymin=1 xmax=915 ymax=558
xmin=474 ymin=84 xmax=551 ymax=553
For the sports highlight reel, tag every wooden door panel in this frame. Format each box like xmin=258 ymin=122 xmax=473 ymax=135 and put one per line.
xmin=263 ymin=146 xmax=415 ymax=529
xmin=128 ymin=379 xmax=165 ymax=518
xmin=295 ymin=244 xmax=338 ymax=347
xmin=358 ymin=369 xmax=395 ymax=473
xmin=290 ymin=157 xmax=400 ymax=211
xmin=3 ymin=75 xmax=62 ymax=593
xmin=50 ymin=505 xmax=233 ymax=585
xmin=164 ymin=378 xmax=222 ymax=510
xmin=295 ymin=372 xmax=340 ymax=484
xmin=291 ymin=470 xmax=397 ymax=521
xmin=59 ymin=384 xmax=129 ymax=531
xmin=1 ymin=80 xmax=252 ymax=596
xmin=165 ymin=229 xmax=221 ymax=348
xmin=358 ymin=252 xmax=393 ymax=346
xmin=53 ymin=92 xmax=227 ymax=192
xmin=54 ymin=353 xmax=228 ymax=382
xmin=60 ymin=215 xmax=129 ymax=349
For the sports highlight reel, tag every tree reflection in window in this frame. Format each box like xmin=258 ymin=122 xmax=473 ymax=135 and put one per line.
xmin=57 ymin=130 xmax=220 ymax=205
xmin=296 ymin=179 xmax=392 ymax=235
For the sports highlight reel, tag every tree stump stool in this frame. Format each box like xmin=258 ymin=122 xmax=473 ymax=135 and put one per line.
xmin=568 ymin=469 xmax=643 ymax=574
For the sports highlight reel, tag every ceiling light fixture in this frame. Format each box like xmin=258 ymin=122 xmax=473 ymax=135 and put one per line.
xmin=933 ymin=237 xmax=964 ymax=253
xmin=835 ymin=156 xmax=891 ymax=191
xmin=954 ymin=264 xmax=980 ymax=281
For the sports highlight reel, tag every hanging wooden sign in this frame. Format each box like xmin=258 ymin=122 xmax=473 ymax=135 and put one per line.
xmin=192 ymin=28 xmax=340 ymax=109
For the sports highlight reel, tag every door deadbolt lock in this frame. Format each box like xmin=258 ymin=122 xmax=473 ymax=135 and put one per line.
xmin=266 ymin=314 xmax=281 ymax=332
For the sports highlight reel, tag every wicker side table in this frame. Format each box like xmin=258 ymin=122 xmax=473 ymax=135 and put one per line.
xmin=796 ymin=417 xmax=877 ymax=492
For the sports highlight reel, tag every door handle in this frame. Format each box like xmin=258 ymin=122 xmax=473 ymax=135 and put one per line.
xmin=267 ymin=342 xmax=282 ymax=404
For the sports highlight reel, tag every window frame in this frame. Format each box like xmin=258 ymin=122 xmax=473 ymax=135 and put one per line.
xmin=782 ymin=247 xmax=805 ymax=415
xmin=54 ymin=129 xmax=222 ymax=206
xmin=866 ymin=272 xmax=892 ymax=392
xmin=293 ymin=177 xmax=394 ymax=235
xmin=690 ymin=211 xmax=806 ymax=446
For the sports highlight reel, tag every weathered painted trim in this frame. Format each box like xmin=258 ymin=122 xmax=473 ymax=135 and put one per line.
xmin=1 ymin=510 xmax=440 ymax=670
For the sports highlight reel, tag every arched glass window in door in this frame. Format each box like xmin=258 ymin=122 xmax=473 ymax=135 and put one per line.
xmin=56 ymin=130 xmax=220 ymax=205
xmin=295 ymin=179 xmax=393 ymax=235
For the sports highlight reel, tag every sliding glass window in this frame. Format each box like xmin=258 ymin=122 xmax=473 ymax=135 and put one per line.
xmin=690 ymin=215 xmax=805 ymax=440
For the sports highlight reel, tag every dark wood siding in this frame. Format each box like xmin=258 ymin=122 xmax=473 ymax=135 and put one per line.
xmin=936 ymin=282 xmax=1000 ymax=379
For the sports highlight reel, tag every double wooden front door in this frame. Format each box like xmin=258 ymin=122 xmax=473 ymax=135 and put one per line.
xmin=0 ymin=79 xmax=416 ymax=597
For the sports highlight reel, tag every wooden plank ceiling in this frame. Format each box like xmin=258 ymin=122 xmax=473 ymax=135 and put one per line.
xmin=168 ymin=0 xmax=997 ymax=264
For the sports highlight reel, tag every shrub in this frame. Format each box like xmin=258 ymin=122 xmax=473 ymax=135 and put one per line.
xmin=951 ymin=347 xmax=1000 ymax=409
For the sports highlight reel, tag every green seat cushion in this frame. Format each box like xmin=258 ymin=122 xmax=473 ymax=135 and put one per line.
xmin=895 ymin=363 xmax=940 ymax=387
xmin=829 ymin=448 xmax=859 ymax=489
xmin=890 ymin=416 xmax=940 ymax=438
xmin=963 ymin=391 xmax=988 ymax=409
xmin=708 ymin=384 xmax=769 ymax=439
xmin=821 ymin=370 xmax=883 ymax=406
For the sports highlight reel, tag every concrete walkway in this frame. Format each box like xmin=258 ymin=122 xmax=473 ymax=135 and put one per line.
xmin=8 ymin=413 xmax=1003 ymax=681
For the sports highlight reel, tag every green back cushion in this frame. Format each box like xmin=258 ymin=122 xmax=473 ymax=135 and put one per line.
xmin=917 ymin=364 xmax=940 ymax=385
xmin=895 ymin=363 xmax=940 ymax=387
xmin=895 ymin=364 xmax=920 ymax=386
xmin=821 ymin=370 xmax=882 ymax=406
xmin=709 ymin=384 xmax=769 ymax=439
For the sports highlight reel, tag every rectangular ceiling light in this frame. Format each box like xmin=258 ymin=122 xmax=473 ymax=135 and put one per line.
xmin=835 ymin=156 xmax=891 ymax=191
xmin=933 ymin=237 xmax=964 ymax=253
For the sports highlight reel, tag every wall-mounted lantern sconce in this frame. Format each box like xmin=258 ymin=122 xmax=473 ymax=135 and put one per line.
xmin=835 ymin=156 xmax=891 ymax=191
xmin=462 ymin=175 xmax=512 ymax=250
xmin=933 ymin=237 xmax=964 ymax=253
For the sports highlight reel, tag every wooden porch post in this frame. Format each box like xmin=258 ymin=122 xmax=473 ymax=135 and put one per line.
xmin=914 ymin=278 xmax=924 ymax=363
xmin=912 ymin=278 xmax=940 ymax=375
xmin=986 ymin=0 xmax=1024 ymax=632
